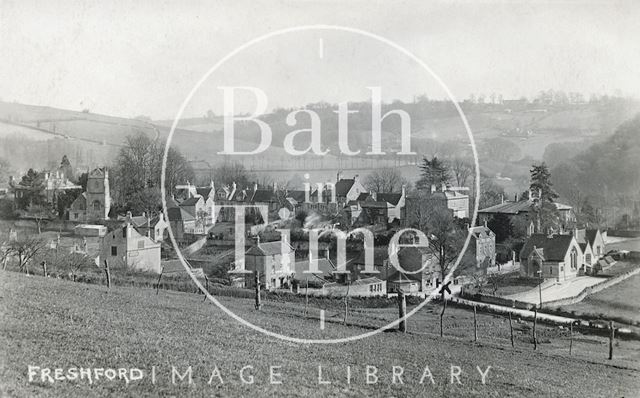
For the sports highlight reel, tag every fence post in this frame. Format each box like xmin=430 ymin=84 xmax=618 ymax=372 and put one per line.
xmin=533 ymin=308 xmax=537 ymax=350
xmin=569 ymin=321 xmax=573 ymax=355
xmin=509 ymin=313 xmax=514 ymax=348
xmin=41 ymin=261 xmax=47 ymax=277
xmin=103 ymin=259 xmax=111 ymax=289
xmin=156 ymin=267 xmax=164 ymax=295
xmin=398 ymin=290 xmax=407 ymax=333
xmin=254 ymin=271 xmax=262 ymax=310
xmin=609 ymin=321 xmax=614 ymax=360
xmin=203 ymin=275 xmax=209 ymax=302
xmin=473 ymin=305 xmax=478 ymax=342
xmin=440 ymin=291 xmax=446 ymax=337
xmin=304 ymin=277 xmax=309 ymax=316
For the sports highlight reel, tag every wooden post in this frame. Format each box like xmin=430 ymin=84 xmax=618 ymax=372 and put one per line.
xmin=343 ymin=283 xmax=350 ymax=325
xmin=41 ymin=261 xmax=47 ymax=277
xmin=439 ymin=291 xmax=446 ymax=338
xmin=156 ymin=267 xmax=164 ymax=295
xmin=304 ymin=277 xmax=309 ymax=316
xmin=609 ymin=321 xmax=614 ymax=360
xmin=103 ymin=260 xmax=111 ymax=289
xmin=254 ymin=271 xmax=261 ymax=310
xmin=473 ymin=305 xmax=478 ymax=342
xmin=569 ymin=321 xmax=573 ymax=355
xmin=398 ymin=290 xmax=407 ymax=333
xmin=533 ymin=308 xmax=537 ymax=350
xmin=509 ymin=313 xmax=514 ymax=348
xmin=203 ymin=275 xmax=209 ymax=302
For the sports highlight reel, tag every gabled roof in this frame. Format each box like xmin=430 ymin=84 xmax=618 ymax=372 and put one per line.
xmin=479 ymin=200 xmax=572 ymax=215
xmin=335 ymin=179 xmax=355 ymax=197
xmin=360 ymin=201 xmax=390 ymax=209
xmin=584 ymin=229 xmax=601 ymax=247
xmin=521 ymin=234 xmax=576 ymax=262
xmin=377 ymin=193 xmax=402 ymax=206
xmin=245 ymin=241 xmax=294 ymax=256
xmin=293 ymin=258 xmax=335 ymax=276
xmin=286 ymin=190 xmax=306 ymax=203
xmin=165 ymin=196 xmax=179 ymax=209
xmin=179 ymin=197 xmax=202 ymax=207
xmin=469 ymin=225 xmax=495 ymax=239
xmin=166 ymin=206 xmax=195 ymax=221
xmin=251 ymin=189 xmax=277 ymax=203
xmin=195 ymin=187 xmax=213 ymax=198
xmin=357 ymin=192 xmax=371 ymax=201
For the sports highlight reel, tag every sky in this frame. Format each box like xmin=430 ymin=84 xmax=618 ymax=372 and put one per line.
xmin=1 ymin=0 xmax=640 ymax=119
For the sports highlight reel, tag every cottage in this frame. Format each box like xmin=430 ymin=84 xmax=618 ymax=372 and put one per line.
xmin=244 ymin=239 xmax=295 ymax=290
xmin=68 ymin=168 xmax=111 ymax=222
xmin=463 ymin=223 xmax=496 ymax=270
xmin=100 ymin=223 xmax=161 ymax=274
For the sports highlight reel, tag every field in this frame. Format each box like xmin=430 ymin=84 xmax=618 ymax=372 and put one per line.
xmin=1 ymin=271 xmax=639 ymax=397
xmin=562 ymin=273 xmax=640 ymax=324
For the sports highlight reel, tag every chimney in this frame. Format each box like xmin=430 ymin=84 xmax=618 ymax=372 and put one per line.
xmin=186 ymin=180 xmax=191 ymax=198
xmin=431 ymin=184 xmax=436 ymax=193
xmin=337 ymin=171 xmax=343 ymax=182
xmin=441 ymin=182 xmax=447 ymax=192
xmin=273 ymin=182 xmax=277 ymax=192
xmin=256 ymin=235 xmax=261 ymax=246
xmin=370 ymin=191 xmax=377 ymax=201
xmin=141 ymin=212 xmax=146 ymax=218
xmin=353 ymin=174 xmax=359 ymax=182
xmin=401 ymin=185 xmax=406 ymax=197
xmin=126 ymin=211 xmax=132 ymax=220
xmin=514 ymin=193 xmax=518 ymax=202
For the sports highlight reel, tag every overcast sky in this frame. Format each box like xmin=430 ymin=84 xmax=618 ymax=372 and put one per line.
xmin=1 ymin=0 xmax=640 ymax=119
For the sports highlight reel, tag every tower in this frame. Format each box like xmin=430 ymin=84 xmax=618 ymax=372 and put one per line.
xmin=85 ymin=167 xmax=111 ymax=220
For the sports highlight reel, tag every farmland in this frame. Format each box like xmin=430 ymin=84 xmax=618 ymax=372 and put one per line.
xmin=1 ymin=271 xmax=639 ymax=397
xmin=561 ymin=273 xmax=640 ymax=324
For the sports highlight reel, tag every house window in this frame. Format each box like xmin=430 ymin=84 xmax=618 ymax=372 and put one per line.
xmin=111 ymin=246 xmax=117 ymax=256
xmin=560 ymin=266 xmax=564 ymax=272
xmin=586 ymin=253 xmax=591 ymax=263
xmin=73 ymin=213 xmax=78 ymax=219
xmin=549 ymin=266 xmax=552 ymax=274
xmin=138 ymin=240 xmax=144 ymax=249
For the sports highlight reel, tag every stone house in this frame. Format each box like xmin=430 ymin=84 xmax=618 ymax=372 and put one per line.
xmin=69 ymin=168 xmax=111 ymax=222
xmin=244 ymin=239 xmax=295 ymax=290
xmin=100 ymin=223 xmax=161 ymax=274
xmin=519 ymin=233 xmax=583 ymax=281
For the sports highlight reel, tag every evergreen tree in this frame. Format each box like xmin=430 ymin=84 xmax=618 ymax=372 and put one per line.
xmin=529 ymin=163 xmax=560 ymax=233
xmin=417 ymin=156 xmax=451 ymax=189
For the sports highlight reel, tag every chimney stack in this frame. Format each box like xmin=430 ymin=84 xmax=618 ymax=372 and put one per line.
xmin=337 ymin=171 xmax=343 ymax=182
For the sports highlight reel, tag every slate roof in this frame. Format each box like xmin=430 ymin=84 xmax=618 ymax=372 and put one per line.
xmin=286 ymin=190 xmax=306 ymax=203
xmin=293 ymin=258 xmax=335 ymax=277
xmin=179 ymin=197 xmax=202 ymax=207
xmin=252 ymin=189 xmax=277 ymax=203
xmin=166 ymin=207 xmax=195 ymax=221
xmin=196 ymin=187 xmax=213 ymax=198
xmin=584 ymin=229 xmax=600 ymax=247
xmin=245 ymin=241 xmax=294 ymax=256
xmin=469 ymin=225 xmax=495 ymax=239
xmin=377 ymin=193 xmax=402 ymax=206
xmin=335 ymin=179 xmax=355 ymax=197
xmin=165 ymin=196 xmax=179 ymax=209
xmin=479 ymin=200 xmax=572 ymax=214
xmin=360 ymin=201 xmax=390 ymax=209
xmin=357 ymin=192 xmax=371 ymax=201
xmin=520 ymin=234 xmax=575 ymax=262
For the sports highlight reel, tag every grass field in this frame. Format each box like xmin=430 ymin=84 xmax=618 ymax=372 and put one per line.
xmin=1 ymin=271 xmax=639 ymax=397
xmin=562 ymin=273 xmax=640 ymax=324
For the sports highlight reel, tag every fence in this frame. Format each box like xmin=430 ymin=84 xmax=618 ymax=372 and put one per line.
xmin=543 ymin=266 xmax=640 ymax=307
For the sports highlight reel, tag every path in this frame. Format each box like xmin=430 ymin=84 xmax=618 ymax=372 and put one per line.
xmin=505 ymin=276 xmax=603 ymax=304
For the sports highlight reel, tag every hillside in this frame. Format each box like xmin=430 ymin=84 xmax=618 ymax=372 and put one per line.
xmin=1 ymin=271 xmax=639 ymax=397
xmin=1 ymin=99 xmax=639 ymax=194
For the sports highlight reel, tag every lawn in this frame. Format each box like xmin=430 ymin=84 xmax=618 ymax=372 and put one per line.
xmin=562 ymin=273 xmax=640 ymax=324
xmin=1 ymin=271 xmax=640 ymax=397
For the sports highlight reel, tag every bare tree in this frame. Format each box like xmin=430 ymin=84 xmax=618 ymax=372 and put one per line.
xmin=363 ymin=168 xmax=408 ymax=192
xmin=450 ymin=158 xmax=473 ymax=187
xmin=10 ymin=236 xmax=47 ymax=274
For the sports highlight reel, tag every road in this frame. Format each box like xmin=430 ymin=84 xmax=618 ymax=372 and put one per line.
xmin=505 ymin=276 xmax=603 ymax=304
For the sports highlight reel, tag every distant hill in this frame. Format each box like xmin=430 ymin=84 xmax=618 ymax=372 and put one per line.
xmin=1 ymin=99 xmax=639 ymax=194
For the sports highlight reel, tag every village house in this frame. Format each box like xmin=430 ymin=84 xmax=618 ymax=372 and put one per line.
xmin=68 ymin=167 xmax=111 ymax=222
xmin=477 ymin=191 xmax=575 ymax=236
xmin=99 ymin=223 xmax=162 ymax=274
xmin=244 ymin=238 xmax=296 ymax=290
xmin=10 ymin=169 xmax=82 ymax=210
xmin=519 ymin=233 xmax=583 ymax=281
xmin=463 ymin=222 xmax=497 ymax=270
xmin=572 ymin=228 xmax=607 ymax=274
xmin=386 ymin=246 xmax=440 ymax=294
xmin=118 ymin=211 xmax=168 ymax=242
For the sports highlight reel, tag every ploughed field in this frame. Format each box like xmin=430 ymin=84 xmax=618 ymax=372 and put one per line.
xmin=1 ymin=271 xmax=639 ymax=397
